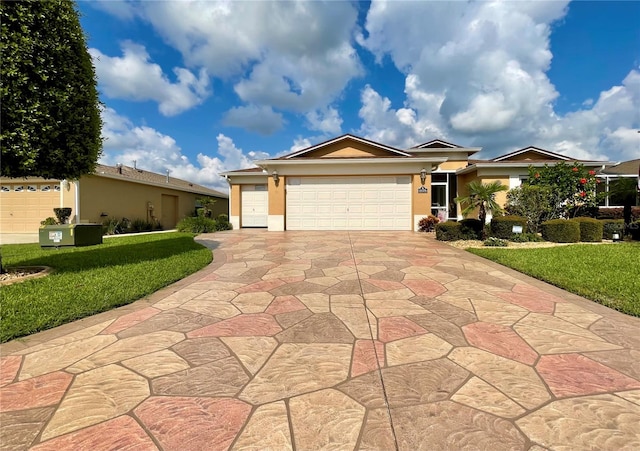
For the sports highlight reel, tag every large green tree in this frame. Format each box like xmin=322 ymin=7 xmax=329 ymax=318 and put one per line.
xmin=1 ymin=0 xmax=102 ymax=180
xmin=455 ymin=180 xmax=508 ymax=225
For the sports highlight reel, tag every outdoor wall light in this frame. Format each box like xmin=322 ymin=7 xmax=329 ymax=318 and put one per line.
xmin=420 ymin=168 xmax=427 ymax=185
xmin=272 ymin=170 xmax=279 ymax=186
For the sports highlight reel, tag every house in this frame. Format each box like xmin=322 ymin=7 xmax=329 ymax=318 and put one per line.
xmin=597 ymin=159 xmax=640 ymax=207
xmin=221 ymin=134 xmax=614 ymax=231
xmin=0 ymin=164 xmax=228 ymax=233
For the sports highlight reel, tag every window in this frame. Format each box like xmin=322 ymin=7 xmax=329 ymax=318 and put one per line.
xmin=27 ymin=185 xmax=37 ymax=192
xmin=432 ymin=173 xmax=447 ymax=183
xmin=14 ymin=186 xmax=24 ymax=192
xmin=41 ymin=185 xmax=51 ymax=192
xmin=53 ymin=185 xmax=61 ymax=192
xmin=1 ymin=186 xmax=9 ymax=192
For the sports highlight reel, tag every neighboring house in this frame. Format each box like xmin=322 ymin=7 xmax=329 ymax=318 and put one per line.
xmin=597 ymin=159 xmax=640 ymax=207
xmin=221 ymin=134 xmax=614 ymax=231
xmin=456 ymin=146 xmax=613 ymax=221
xmin=1 ymin=164 xmax=228 ymax=233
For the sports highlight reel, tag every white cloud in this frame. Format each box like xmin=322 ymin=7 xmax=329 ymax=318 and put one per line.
xmin=357 ymin=0 xmax=639 ymax=161
xmin=101 ymin=1 xmax=362 ymax=125
xmin=90 ymin=41 xmax=211 ymax=116
xmin=305 ymin=106 xmax=343 ymax=135
xmin=289 ymin=137 xmax=312 ymax=153
xmin=223 ymin=105 xmax=284 ymax=135
xmin=100 ymin=107 xmax=268 ymax=191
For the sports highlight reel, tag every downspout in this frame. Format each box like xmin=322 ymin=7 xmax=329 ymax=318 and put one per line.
xmin=60 ymin=180 xmax=65 ymax=208
xmin=74 ymin=180 xmax=80 ymax=224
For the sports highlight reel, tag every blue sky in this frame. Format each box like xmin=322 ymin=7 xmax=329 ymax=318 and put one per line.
xmin=79 ymin=1 xmax=640 ymax=190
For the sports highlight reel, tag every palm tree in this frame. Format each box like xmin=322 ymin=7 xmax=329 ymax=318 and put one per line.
xmin=608 ymin=177 xmax=639 ymax=234
xmin=455 ymin=180 xmax=508 ymax=225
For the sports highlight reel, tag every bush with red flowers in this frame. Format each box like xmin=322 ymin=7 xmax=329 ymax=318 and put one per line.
xmin=525 ymin=162 xmax=601 ymax=219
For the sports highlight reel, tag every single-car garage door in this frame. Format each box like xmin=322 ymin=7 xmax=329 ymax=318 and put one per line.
xmin=241 ymin=185 xmax=268 ymax=227
xmin=286 ymin=176 xmax=411 ymax=230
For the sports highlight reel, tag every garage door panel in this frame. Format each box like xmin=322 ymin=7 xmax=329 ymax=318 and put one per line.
xmin=241 ymin=188 xmax=268 ymax=228
xmin=286 ymin=176 xmax=411 ymax=231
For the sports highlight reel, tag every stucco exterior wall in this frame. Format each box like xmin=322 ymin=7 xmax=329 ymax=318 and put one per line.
xmin=79 ymin=176 xmax=228 ymax=228
xmin=299 ymin=141 xmax=396 ymax=158
xmin=439 ymin=160 xmax=470 ymax=171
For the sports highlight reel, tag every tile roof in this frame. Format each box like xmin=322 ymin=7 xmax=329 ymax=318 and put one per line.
xmin=94 ymin=164 xmax=227 ymax=198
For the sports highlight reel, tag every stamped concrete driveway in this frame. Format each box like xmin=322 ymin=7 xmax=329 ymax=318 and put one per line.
xmin=2 ymin=231 xmax=640 ymax=451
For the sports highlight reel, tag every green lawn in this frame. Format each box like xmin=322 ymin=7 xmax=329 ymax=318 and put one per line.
xmin=0 ymin=232 xmax=212 ymax=343
xmin=469 ymin=242 xmax=640 ymax=317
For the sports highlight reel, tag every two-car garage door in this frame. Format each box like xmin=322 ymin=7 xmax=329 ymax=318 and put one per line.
xmin=286 ymin=176 xmax=411 ymax=230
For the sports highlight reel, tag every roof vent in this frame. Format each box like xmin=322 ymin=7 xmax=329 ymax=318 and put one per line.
xmin=132 ymin=160 xmax=137 ymax=170
xmin=116 ymin=163 xmax=123 ymax=174
xmin=166 ymin=169 xmax=170 ymax=183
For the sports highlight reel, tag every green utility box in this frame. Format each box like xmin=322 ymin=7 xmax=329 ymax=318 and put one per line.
xmin=39 ymin=224 xmax=103 ymax=248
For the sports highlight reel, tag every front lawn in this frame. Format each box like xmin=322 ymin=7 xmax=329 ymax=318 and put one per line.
xmin=469 ymin=242 xmax=640 ymax=317
xmin=0 ymin=232 xmax=212 ymax=342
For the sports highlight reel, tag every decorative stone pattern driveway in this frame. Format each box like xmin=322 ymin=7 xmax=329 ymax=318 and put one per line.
xmin=1 ymin=231 xmax=640 ymax=451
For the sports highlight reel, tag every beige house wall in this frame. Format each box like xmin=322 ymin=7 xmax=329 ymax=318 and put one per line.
xmin=268 ymin=176 xmax=285 ymax=215
xmin=300 ymin=141 xmax=396 ymax=158
xmin=230 ymin=184 xmax=242 ymax=217
xmin=412 ymin=173 xmax=431 ymax=216
xmin=439 ymin=160 xmax=469 ymax=171
xmin=79 ymin=176 xmax=227 ymax=228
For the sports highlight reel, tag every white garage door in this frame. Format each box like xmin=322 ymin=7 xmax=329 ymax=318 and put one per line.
xmin=286 ymin=176 xmax=412 ymax=230
xmin=241 ymin=185 xmax=268 ymax=227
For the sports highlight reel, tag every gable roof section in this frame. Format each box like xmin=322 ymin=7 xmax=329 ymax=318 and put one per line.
xmin=412 ymin=139 xmax=462 ymax=149
xmin=95 ymin=164 xmax=228 ymax=198
xmin=492 ymin=146 xmax=572 ymax=162
xmin=281 ymin=134 xmax=413 ymax=159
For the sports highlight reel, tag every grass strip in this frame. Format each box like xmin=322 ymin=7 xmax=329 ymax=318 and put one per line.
xmin=1 ymin=232 xmax=212 ymax=342
xmin=468 ymin=242 xmax=640 ymax=317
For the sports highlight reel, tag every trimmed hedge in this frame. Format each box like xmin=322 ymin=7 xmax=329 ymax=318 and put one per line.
xmin=460 ymin=219 xmax=484 ymax=240
xmin=597 ymin=207 xmax=640 ymax=221
xmin=176 ymin=216 xmax=218 ymax=233
xmin=435 ymin=222 xmax=462 ymax=241
xmin=600 ymin=219 xmax=624 ymax=240
xmin=541 ymin=219 xmax=580 ymax=243
xmin=490 ymin=215 xmax=527 ymax=239
xmin=571 ymin=217 xmax=603 ymax=242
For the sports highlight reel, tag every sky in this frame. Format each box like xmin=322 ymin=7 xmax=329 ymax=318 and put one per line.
xmin=79 ymin=0 xmax=640 ymax=191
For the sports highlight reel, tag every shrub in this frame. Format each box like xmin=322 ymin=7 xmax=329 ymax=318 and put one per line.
xmin=418 ymin=215 xmax=440 ymax=232
xmin=596 ymin=207 xmax=640 ymax=221
xmin=597 ymin=208 xmax=623 ymax=220
xmin=102 ymin=217 xmax=124 ymax=235
xmin=129 ymin=218 xmax=154 ymax=233
xmin=541 ymin=219 xmax=580 ymax=243
xmin=460 ymin=218 xmax=484 ymax=240
xmin=509 ymin=232 xmax=544 ymax=243
xmin=53 ymin=207 xmax=72 ymax=224
xmin=484 ymin=237 xmax=508 ymax=247
xmin=505 ymin=185 xmax=555 ymax=233
xmin=40 ymin=217 xmax=58 ymax=226
xmin=176 ymin=216 xmax=217 ymax=233
xmin=571 ymin=217 xmax=603 ymax=242
xmin=435 ymin=222 xmax=462 ymax=241
xmin=490 ymin=215 xmax=527 ymax=239
xmin=600 ymin=219 xmax=624 ymax=240
xmin=213 ymin=214 xmax=232 ymax=231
